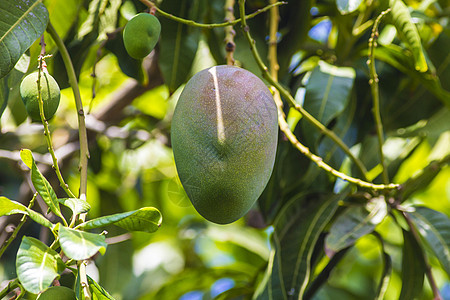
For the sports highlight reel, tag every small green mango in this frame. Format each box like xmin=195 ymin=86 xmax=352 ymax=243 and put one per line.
xmin=37 ymin=286 xmax=77 ymax=300
xmin=20 ymin=71 xmax=60 ymax=122
xmin=171 ymin=65 xmax=278 ymax=224
xmin=123 ymin=13 xmax=161 ymax=59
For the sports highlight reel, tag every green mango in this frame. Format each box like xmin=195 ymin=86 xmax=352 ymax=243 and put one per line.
xmin=171 ymin=65 xmax=278 ymax=224
xmin=123 ymin=13 xmax=161 ymax=59
xmin=37 ymin=286 xmax=77 ymax=300
xmin=20 ymin=71 xmax=60 ymax=122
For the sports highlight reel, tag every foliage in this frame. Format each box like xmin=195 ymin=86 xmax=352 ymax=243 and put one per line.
xmin=0 ymin=0 xmax=449 ymax=299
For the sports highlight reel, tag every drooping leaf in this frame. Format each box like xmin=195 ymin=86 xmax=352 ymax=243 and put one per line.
xmin=58 ymin=226 xmax=107 ymax=260
xmin=58 ymin=198 xmax=91 ymax=215
xmin=325 ymin=197 xmax=388 ymax=253
xmin=87 ymin=275 xmax=115 ymax=300
xmin=301 ymin=61 xmax=355 ymax=149
xmin=255 ymin=193 xmax=343 ymax=299
xmin=399 ymin=229 xmax=425 ymax=300
xmin=336 ymin=0 xmax=363 ymax=14
xmin=0 ymin=0 xmax=49 ymax=79
xmin=0 ymin=77 xmax=8 ymax=118
xmin=159 ymin=0 xmax=205 ymax=92
xmin=374 ymin=234 xmax=393 ymax=300
xmin=20 ymin=149 xmax=65 ymax=222
xmin=77 ymin=207 xmax=162 ymax=233
xmin=16 ymin=236 xmax=66 ymax=294
xmin=409 ymin=207 xmax=450 ymax=275
xmin=371 ymin=45 xmax=450 ymax=106
xmin=0 ymin=196 xmax=53 ymax=228
xmin=388 ymin=0 xmax=428 ymax=72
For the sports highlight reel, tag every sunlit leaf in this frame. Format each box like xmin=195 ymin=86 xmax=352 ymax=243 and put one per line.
xmin=325 ymin=197 xmax=387 ymax=253
xmin=58 ymin=226 xmax=107 ymax=260
xmin=16 ymin=236 xmax=65 ymax=294
xmin=77 ymin=207 xmax=162 ymax=233
xmin=58 ymin=198 xmax=91 ymax=215
xmin=410 ymin=207 xmax=450 ymax=275
xmin=0 ymin=196 xmax=53 ymax=229
xmin=255 ymin=193 xmax=343 ymax=299
xmin=388 ymin=0 xmax=428 ymax=72
xmin=0 ymin=0 xmax=49 ymax=79
xmin=336 ymin=0 xmax=363 ymax=14
xmin=20 ymin=149 xmax=65 ymax=222
xmin=399 ymin=229 xmax=425 ymax=300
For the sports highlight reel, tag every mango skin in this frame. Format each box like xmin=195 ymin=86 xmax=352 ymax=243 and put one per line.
xmin=171 ymin=65 xmax=278 ymax=224
xmin=20 ymin=71 xmax=60 ymax=122
xmin=123 ymin=13 xmax=161 ymax=59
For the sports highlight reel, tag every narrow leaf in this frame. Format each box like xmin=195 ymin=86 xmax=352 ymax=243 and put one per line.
xmin=389 ymin=0 xmax=428 ymax=72
xmin=159 ymin=0 xmax=204 ymax=92
xmin=0 ymin=0 xmax=49 ymax=78
xmin=58 ymin=198 xmax=91 ymax=215
xmin=410 ymin=207 xmax=450 ymax=275
xmin=399 ymin=230 xmax=425 ymax=300
xmin=16 ymin=236 xmax=65 ymax=294
xmin=0 ymin=196 xmax=53 ymax=229
xmin=20 ymin=149 xmax=64 ymax=221
xmin=58 ymin=226 xmax=107 ymax=260
xmin=78 ymin=207 xmax=162 ymax=233
xmin=256 ymin=193 xmax=343 ymax=299
xmin=325 ymin=197 xmax=387 ymax=253
xmin=87 ymin=275 xmax=115 ymax=299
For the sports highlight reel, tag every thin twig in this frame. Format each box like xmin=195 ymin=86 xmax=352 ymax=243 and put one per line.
xmin=0 ymin=278 xmax=19 ymax=299
xmin=224 ymin=0 xmax=236 ymax=65
xmin=36 ymin=51 xmax=76 ymax=201
xmin=139 ymin=0 xmax=286 ymax=28
xmin=402 ymin=212 xmax=442 ymax=300
xmin=368 ymin=9 xmax=391 ymax=185
xmin=237 ymin=0 xmax=371 ymax=182
xmin=238 ymin=0 xmax=398 ymax=190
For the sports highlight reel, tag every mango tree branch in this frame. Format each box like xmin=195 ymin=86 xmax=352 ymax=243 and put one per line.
xmin=237 ymin=0 xmax=396 ymax=190
xmin=139 ymin=0 xmax=286 ymax=28
xmin=224 ymin=0 xmax=236 ymax=65
xmin=46 ymin=22 xmax=89 ymax=210
xmin=368 ymin=9 xmax=391 ymax=185
xmin=47 ymin=22 xmax=91 ymax=300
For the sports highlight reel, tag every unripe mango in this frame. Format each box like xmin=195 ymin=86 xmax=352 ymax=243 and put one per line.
xmin=37 ymin=286 xmax=76 ymax=300
xmin=123 ymin=13 xmax=161 ymax=59
xmin=20 ymin=71 xmax=60 ymax=122
xmin=171 ymin=65 xmax=278 ymax=224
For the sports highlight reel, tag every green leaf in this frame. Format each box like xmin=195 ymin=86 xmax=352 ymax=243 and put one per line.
xmin=0 ymin=0 xmax=49 ymax=79
xmin=78 ymin=207 xmax=162 ymax=233
xmin=16 ymin=236 xmax=65 ymax=294
xmin=0 ymin=196 xmax=53 ymax=229
xmin=58 ymin=198 xmax=91 ymax=215
xmin=87 ymin=275 xmax=115 ymax=299
xmin=301 ymin=61 xmax=355 ymax=149
xmin=159 ymin=0 xmax=204 ymax=92
xmin=0 ymin=77 xmax=8 ymax=118
xmin=388 ymin=0 xmax=428 ymax=72
xmin=325 ymin=197 xmax=388 ymax=253
xmin=20 ymin=149 xmax=65 ymax=222
xmin=399 ymin=229 xmax=425 ymax=300
xmin=409 ymin=207 xmax=450 ymax=275
xmin=336 ymin=0 xmax=363 ymax=14
xmin=58 ymin=226 xmax=107 ymax=260
xmin=255 ymin=193 xmax=343 ymax=299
